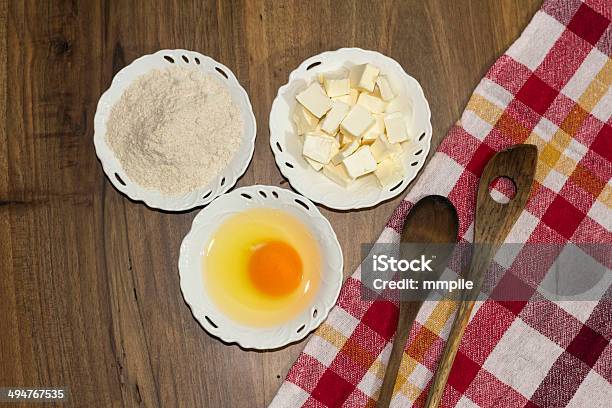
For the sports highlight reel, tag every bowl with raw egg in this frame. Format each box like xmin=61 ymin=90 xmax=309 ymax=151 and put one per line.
xmin=269 ymin=48 xmax=432 ymax=210
xmin=178 ymin=185 xmax=343 ymax=349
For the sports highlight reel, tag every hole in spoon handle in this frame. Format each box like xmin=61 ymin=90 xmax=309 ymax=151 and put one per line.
xmin=474 ymin=144 xmax=537 ymax=246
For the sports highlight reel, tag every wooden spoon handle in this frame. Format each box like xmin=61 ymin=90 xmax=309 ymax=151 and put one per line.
xmin=424 ymin=299 xmax=474 ymax=407
xmin=377 ymin=301 xmax=422 ymax=408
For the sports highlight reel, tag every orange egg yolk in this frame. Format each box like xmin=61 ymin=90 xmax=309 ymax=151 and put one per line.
xmin=248 ymin=241 xmax=303 ymax=297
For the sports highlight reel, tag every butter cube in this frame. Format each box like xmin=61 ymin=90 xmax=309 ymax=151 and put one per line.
xmin=332 ymin=95 xmax=351 ymax=105
xmin=342 ymin=146 xmax=377 ymax=178
xmin=323 ymin=78 xmax=350 ymax=98
xmin=323 ymin=163 xmax=352 ymax=187
xmin=293 ymin=105 xmax=319 ymax=135
xmin=302 ymin=133 xmax=337 ymax=164
xmin=384 ymin=112 xmax=409 ymax=143
xmin=371 ymin=134 xmax=403 ymax=163
xmin=334 ymin=132 xmax=342 ymax=145
xmin=375 ymin=156 xmax=404 ymax=188
xmin=349 ymin=63 xmax=380 ymax=92
xmin=384 ymin=97 xmax=404 ymax=114
xmin=357 ymin=92 xmax=386 ymax=113
xmin=313 ymin=121 xmax=338 ymax=137
xmin=375 ymin=76 xmax=395 ymax=101
xmin=331 ymin=137 xmax=341 ymax=155
xmin=332 ymin=88 xmax=359 ymax=106
xmin=320 ymin=101 xmax=350 ymax=134
xmin=362 ymin=113 xmax=385 ymax=144
xmin=296 ymin=82 xmax=332 ymax=118
xmin=349 ymin=88 xmax=359 ymax=104
xmin=332 ymin=94 xmax=351 ymax=105
xmin=318 ymin=68 xmax=348 ymax=82
xmin=305 ymin=156 xmax=324 ymax=171
xmin=331 ymin=139 xmax=360 ymax=165
xmin=340 ymin=104 xmax=375 ymax=137
xmin=339 ymin=131 xmax=359 ymax=147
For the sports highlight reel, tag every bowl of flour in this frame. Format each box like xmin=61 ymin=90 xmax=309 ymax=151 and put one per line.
xmin=94 ymin=49 xmax=256 ymax=211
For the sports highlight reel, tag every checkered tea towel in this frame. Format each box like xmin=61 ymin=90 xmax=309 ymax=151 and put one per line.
xmin=271 ymin=0 xmax=611 ymax=407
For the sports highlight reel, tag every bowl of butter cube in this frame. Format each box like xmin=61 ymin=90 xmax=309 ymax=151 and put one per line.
xmin=269 ymin=48 xmax=432 ymax=210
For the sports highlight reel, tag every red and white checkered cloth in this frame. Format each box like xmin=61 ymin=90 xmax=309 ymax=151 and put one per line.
xmin=271 ymin=0 xmax=611 ymax=407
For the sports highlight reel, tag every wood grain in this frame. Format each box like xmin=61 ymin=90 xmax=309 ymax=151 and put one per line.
xmin=0 ymin=1 xmax=540 ymax=407
xmin=424 ymin=145 xmax=538 ymax=408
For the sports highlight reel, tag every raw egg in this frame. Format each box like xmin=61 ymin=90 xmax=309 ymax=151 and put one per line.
xmin=203 ymin=208 xmax=321 ymax=327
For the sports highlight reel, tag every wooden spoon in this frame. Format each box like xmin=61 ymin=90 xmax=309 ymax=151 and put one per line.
xmin=377 ymin=195 xmax=459 ymax=408
xmin=424 ymin=144 xmax=537 ymax=408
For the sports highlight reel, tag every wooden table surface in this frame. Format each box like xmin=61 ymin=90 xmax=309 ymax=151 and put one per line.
xmin=0 ymin=1 xmax=541 ymax=406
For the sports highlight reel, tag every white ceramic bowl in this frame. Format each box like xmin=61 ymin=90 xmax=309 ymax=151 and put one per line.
xmin=269 ymin=48 xmax=432 ymax=210
xmin=178 ymin=185 xmax=343 ymax=349
xmin=93 ymin=49 xmax=257 ymax=211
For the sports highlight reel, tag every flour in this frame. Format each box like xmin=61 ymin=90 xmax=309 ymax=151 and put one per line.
xmin=106 ymin=66 xmax=244 ymax=196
